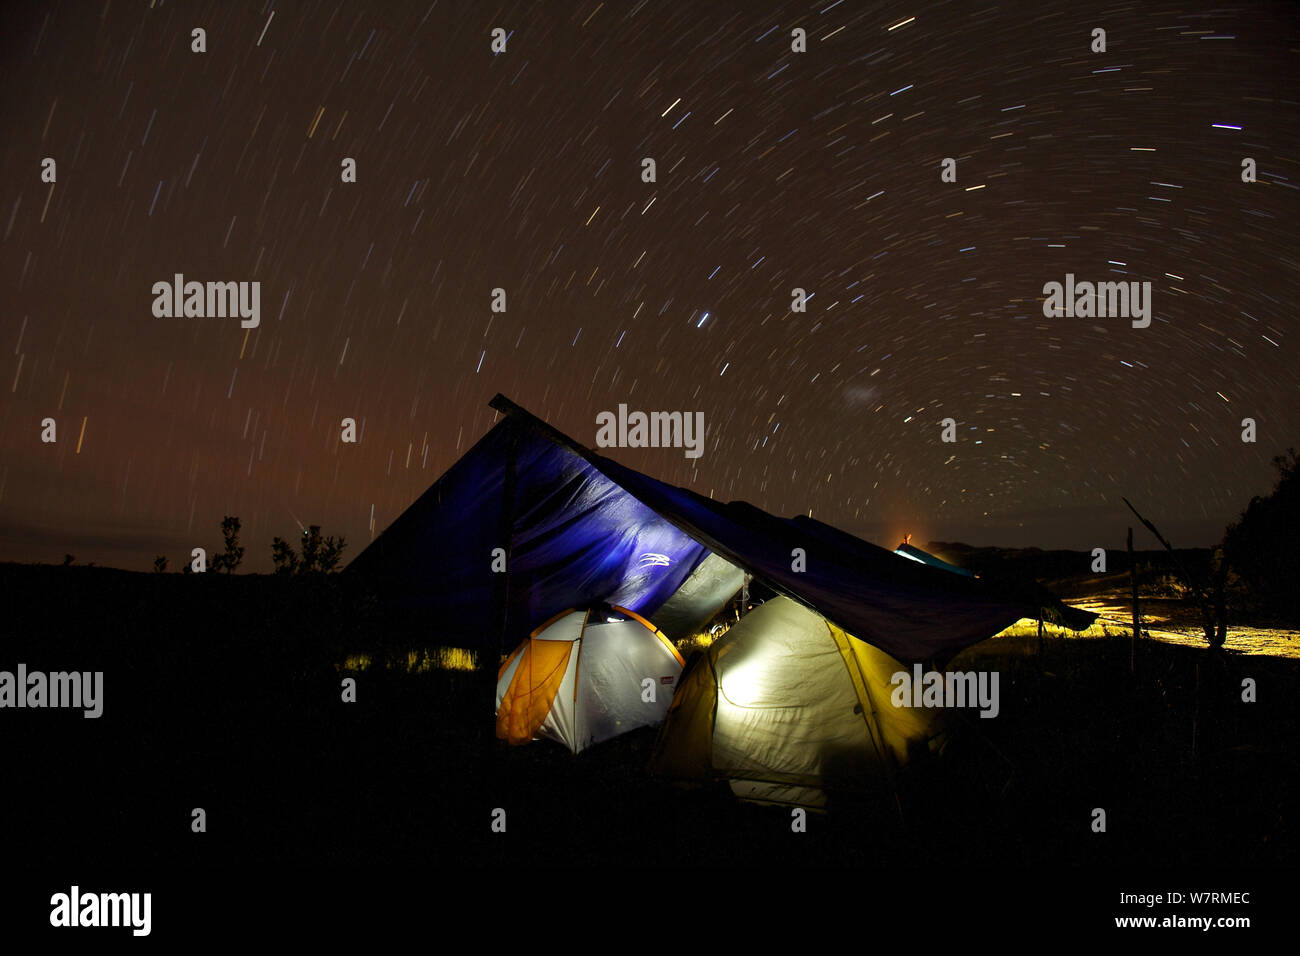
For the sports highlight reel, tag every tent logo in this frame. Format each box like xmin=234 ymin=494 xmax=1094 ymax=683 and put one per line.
xmin=595 ymin=405 xmax=706 ymax=459
xmin=889 ymin=664 xmax=1000 ymax=719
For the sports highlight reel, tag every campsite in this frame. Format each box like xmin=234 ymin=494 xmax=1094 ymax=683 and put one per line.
xmin=4 ymin=1 xmax=1298 ymax=933
xmin=6 ymin=397 xmax=1298 ymax=895
xmin=5 ymin=568 xmax=1295 ymax=867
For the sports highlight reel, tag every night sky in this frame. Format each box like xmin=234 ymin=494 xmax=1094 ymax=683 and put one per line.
xmin=2 ymin=1 xmax=1297 ymax=572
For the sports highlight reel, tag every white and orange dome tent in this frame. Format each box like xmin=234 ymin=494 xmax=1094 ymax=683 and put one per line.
xmin=495 ymin=604 xmax=685 ymax=754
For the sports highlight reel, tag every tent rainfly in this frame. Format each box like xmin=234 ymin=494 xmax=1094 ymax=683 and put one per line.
xmin=347 ymin=394 xmax=1096 ymax=670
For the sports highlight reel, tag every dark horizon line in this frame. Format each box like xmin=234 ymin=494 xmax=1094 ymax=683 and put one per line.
xmin=0 ymin=536 xmax=1220 ymax=577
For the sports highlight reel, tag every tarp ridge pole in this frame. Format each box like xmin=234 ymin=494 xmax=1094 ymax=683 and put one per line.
xmin=1122 ymin=496 xmax=1218 ymax=647
xmin=488 ymin=425 xmax=520 ymax=740
xmin=1128 ymin=526 xmax=1139 ymax=675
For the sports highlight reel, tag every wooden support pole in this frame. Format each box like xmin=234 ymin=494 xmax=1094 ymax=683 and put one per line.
xmin=487 ymin=425 xmax=520 ymax=742
xmin=1037 ymin=614 xmax=1044 ymax=668
xmin=1128 ymin=527 xmax=1139 ymax=674
xmin=1122 ymin=497 xmax=1217 ymax=646
xmin=1211 ymin=551 xmax=1228 ymax=655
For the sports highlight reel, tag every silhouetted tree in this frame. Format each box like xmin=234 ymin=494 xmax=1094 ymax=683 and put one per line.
xmin=1223 ymin=448 xmax=1300 ymax=621
xmin=153 ymin=555 xmax=168 ymax=573
xmin=212 ymin=516 xmax=245 ymax=574
xmin=304 ymin=525 xmax=348 ymax=573
xmin=270 ymin=525 xmax=347 ymax=575
xmin=62 ymin=554 xmax=75 ymax=566
xmin=300 ymin=525 xmax=322 ymax=572
xmin=271 ymin=537 xmax=299 ymax=575
xmin=318 ymin=531 xmax=347 ymax=573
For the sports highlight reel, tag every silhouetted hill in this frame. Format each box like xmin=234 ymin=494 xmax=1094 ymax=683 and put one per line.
xmin=925 ymin=541 xmax=1212 ymax=588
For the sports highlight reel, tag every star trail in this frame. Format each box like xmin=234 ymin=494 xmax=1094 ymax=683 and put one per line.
xmin=2 ymin=1 xmax=1297 ymax=571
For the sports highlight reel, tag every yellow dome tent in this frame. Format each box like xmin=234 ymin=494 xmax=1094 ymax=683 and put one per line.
xmin=650 ymin=597 xmax=947 ymax=809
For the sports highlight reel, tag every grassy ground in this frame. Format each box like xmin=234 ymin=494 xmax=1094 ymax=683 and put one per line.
xmin=4 ymin=563 xmax=1298 ymax=876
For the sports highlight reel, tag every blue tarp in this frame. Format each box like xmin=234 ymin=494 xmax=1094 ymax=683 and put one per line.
xmin=346 ymin=420 xmax=710 ymax=653
xmin=347 ymin=397 xmax=1095 ymax=663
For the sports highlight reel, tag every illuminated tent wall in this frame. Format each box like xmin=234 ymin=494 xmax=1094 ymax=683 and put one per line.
xmin=347 ymin=394 xmax=1095 ymax=666
xmin=650 ymin=597 xmax=944 ymax=809
xmin=496 ymin=605 xmax=685 ymax=754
